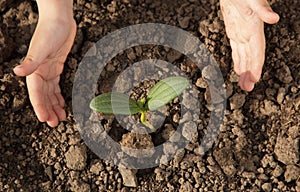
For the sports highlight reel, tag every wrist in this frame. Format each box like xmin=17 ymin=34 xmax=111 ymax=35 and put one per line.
xmin=36 ymin=0 xmax=74 ymax=23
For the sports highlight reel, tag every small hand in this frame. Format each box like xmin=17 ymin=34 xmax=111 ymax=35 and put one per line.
xmin=220 ymin=0 xmax=279 ymax=91
xmin=14 ymin=19 xmax=76 ymax=127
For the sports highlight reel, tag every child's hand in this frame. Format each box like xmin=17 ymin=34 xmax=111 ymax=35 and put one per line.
xmin=220 ymin=0 xmax=279 ymax=91
xmin=14 ymin=2 xmax=76 ymax=127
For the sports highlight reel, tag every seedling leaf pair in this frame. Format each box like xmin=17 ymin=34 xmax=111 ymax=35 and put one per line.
xmin=90 ymin=76 xmax=189 ymax=130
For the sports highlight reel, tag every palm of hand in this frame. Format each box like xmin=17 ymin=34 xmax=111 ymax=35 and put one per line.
xmin=221 ymin=0 xmax=265 ymax=91
xmin=26 ymin=55 xmax=67 ymax=127
xmin=15 ymin=19 xmax=77 ymax=127
xmin=220 ymin=0 xmax=279 ymax=91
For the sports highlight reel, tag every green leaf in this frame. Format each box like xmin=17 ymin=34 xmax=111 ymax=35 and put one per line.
xmin=146 ymin=76 xmax=189 ymax=111
xmin=90 ymin=92 xmax=141 ymax=115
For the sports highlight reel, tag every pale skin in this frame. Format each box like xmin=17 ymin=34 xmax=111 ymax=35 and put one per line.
xmin=220 ymin=0 xmax=279 ymax=91
xmin=13 ymin=0 xmax=279 ymax=127
xmin=13 ymin=0 xmax=76 ymax=127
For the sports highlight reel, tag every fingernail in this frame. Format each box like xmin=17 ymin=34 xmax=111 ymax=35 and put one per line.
xmin=13 ymin=65 xmax=23 ymax=72
xmin=13 ymin=66 xmax=20 ymax=73
xmin=13 ymin=65 xmax=25 ymax=76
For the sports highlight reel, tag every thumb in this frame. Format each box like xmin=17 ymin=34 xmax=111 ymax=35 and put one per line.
xmin=13 ymin=22 xmax=51 ymax=77
xmin=250 ymin=0 xmax=280 ymax=24
xmin=13 ymin=56 xmax=41 ymax=76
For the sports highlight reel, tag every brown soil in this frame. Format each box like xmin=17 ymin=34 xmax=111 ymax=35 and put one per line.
xmin=0 ymin=0 xmax=299 ymax=191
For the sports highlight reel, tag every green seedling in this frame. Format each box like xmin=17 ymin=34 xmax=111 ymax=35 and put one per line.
xmin=89 ymin=76 xmax=189 ymax=131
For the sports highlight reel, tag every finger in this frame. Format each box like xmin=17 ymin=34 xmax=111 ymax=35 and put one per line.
xmin=50 ymin=82 xmax=66 ymax=121
xmin=243 ymin=80 xmax=255 ymax=92
xmin=240 ymin=72 xmax=255 ymax=92
xmin=13 ymin=23 xmax=54 ymax=76
xmin=248 ymin=28 xmax=266 ymax=83
xmin=14 ymin=57 xmax=42 ymax=77
xmin=243 ymin=44 xmax=257 ymax=91
xmin=238 ymin=44 xmax=249 ymax=75
xmin=56 ymin=93 xmax=65 ymax=108
xmin=26 ymin=75 xmax=49 ymax=122
xmin=247 ymin=82 xmax=255 ymax=91
xmin=230 ymin=40 xmax=241 ymax=75
xmin=46 ymin=108 xmax=59 ymax=128
xmin=249 ymin=0 xmax=280 ymax=24
xmin=49 ymin=93 xmax=66 ymax=122
xmin=238 ymin=72 xmax=247 ymax=91
xmin=237 ymin=44 xmax=250 ymax=91
xmin=53 ymin=104 xmax=66 ymax=121
xmin=45 ymin=98 xmax=60 ymax=128
xmin=239 ymin=72 xmax=254 ymax=91
xmin=54 ymin=77 xmax=65 ymax=107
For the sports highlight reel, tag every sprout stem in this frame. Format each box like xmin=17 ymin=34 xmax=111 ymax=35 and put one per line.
xmin=140 ymin=111 xmax=155 ymax=131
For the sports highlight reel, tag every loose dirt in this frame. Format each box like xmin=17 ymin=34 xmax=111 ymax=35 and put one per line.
xmin=0 ymin=0 xmax=299 ymax=191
